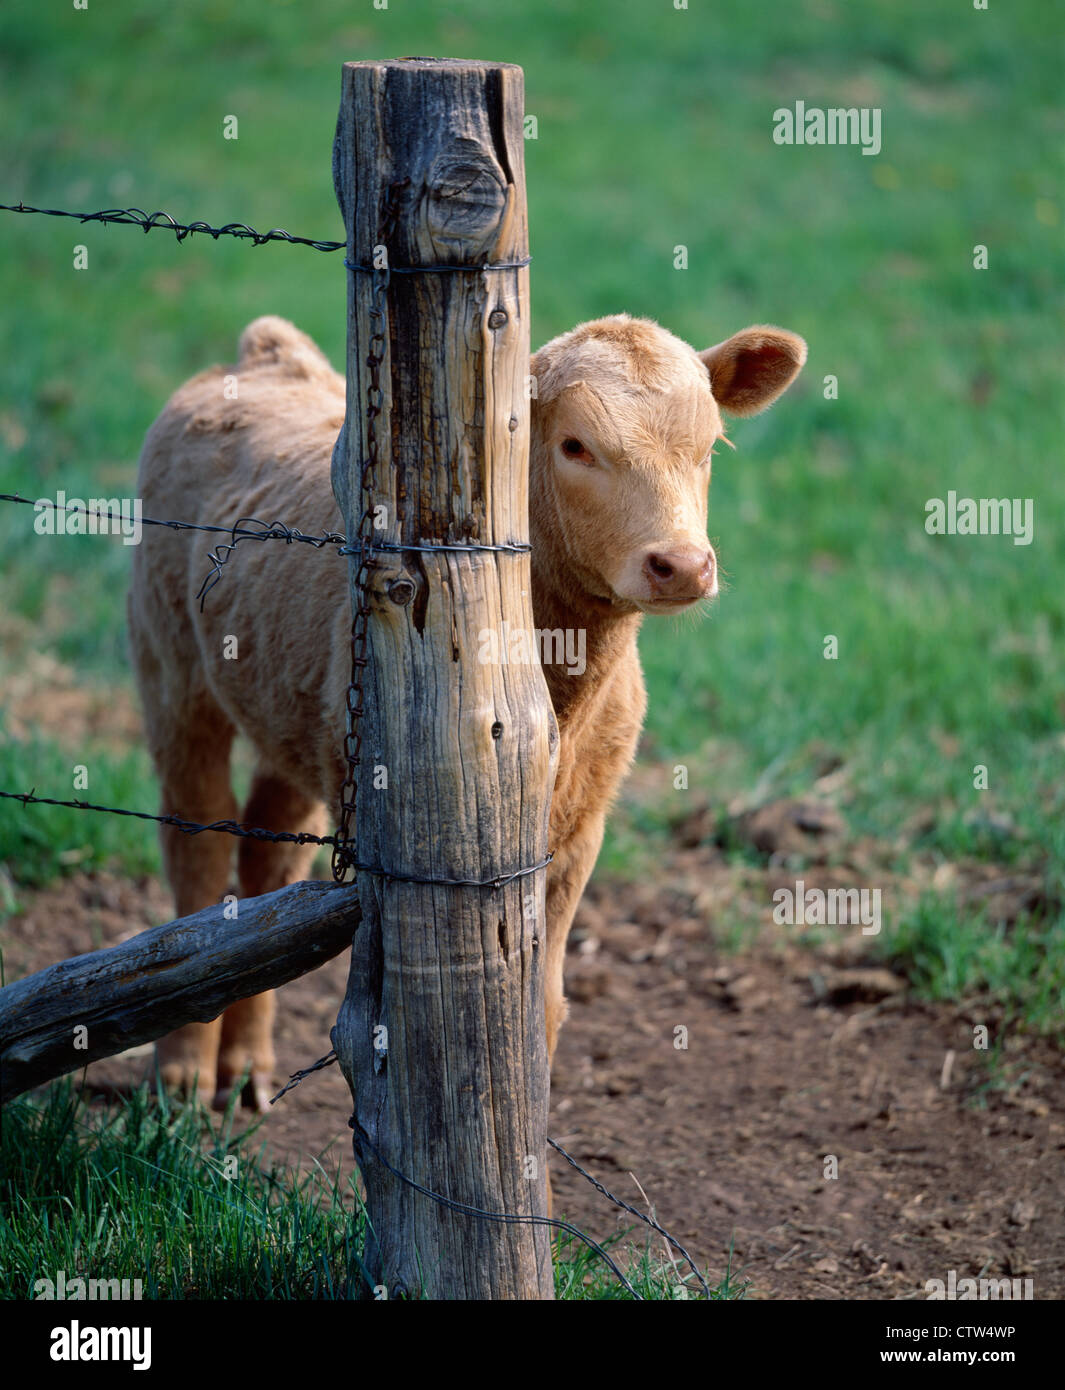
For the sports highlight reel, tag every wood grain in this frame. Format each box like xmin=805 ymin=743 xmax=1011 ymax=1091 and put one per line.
xmin=331 ymin=58 xmax=558 ymax=1299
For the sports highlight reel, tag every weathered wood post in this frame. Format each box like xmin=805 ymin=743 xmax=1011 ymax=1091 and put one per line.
xmin=331 ymin=58 xmax=558 ymax=1299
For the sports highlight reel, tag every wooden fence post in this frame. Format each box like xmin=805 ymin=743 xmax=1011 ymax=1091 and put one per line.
xmin=331 ymin=58 xmax=558 ymax=1299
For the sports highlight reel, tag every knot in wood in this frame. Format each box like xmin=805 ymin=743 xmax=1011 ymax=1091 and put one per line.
xmin=386 ymin=577 xmax=417 ymax=606
xmin=488 ymin=308 xmax=508 ymax=329
xmin=426 ymin=143 xmax=507 ymax=248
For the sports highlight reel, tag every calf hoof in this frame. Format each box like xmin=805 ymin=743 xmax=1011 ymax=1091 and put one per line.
xmin=213 ymin=1067 xmax=275 ymax=1114
xmin=156 ymin=1022 xmax=221 ymax=1108
xmin=156 ymin=1060 xmax=216 ymax=1110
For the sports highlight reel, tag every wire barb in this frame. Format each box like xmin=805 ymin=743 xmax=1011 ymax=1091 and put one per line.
xmin=196 ymin=515 xmax=347 ymax=609
xmin=270 ymin=1049 xmax=339 ymax=1103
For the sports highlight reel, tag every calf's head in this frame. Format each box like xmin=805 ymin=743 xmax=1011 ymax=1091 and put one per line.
xmin=529 ymin=315 xmax=806 ymax=615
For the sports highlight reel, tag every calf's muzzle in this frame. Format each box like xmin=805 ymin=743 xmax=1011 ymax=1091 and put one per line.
xmin=641 ymin=544 xmax=717 ymax=602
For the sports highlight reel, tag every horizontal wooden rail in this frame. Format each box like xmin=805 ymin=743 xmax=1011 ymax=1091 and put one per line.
xmin=0 ymin=880 xmax=359 ymax=1104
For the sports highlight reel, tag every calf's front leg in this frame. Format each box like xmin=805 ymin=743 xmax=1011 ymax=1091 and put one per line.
xmin=543 ymin=808 xmax=607 ymax=1069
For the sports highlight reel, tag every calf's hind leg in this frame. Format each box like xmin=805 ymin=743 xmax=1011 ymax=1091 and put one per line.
xmin=214 ymin=769 xmax=326 ymax=1112
xmin=150 ymin=706 xmax=239 ymax=1105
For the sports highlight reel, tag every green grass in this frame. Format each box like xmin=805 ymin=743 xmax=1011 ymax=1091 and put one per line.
xmin=0 ymin=1 xmax=1059 ymax=859
xmin=880 ymin=894 xmax=1065 ymax=1036
xmin=0 ymin=0 xmax=1059 ymax=994
xmin=0 ymin=1082 xmax=731 ymax=1300
xmin=0 ymin=0 xmax=1060 ymax=1302
xmin=0 ymin=1082 xmax=370 ymax=1300
xmin=0 ymin=725 xmax=160 ymax=888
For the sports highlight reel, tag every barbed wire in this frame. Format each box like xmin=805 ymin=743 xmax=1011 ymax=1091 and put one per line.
xmin=2 ymin=490 xmax=348 ymax=611
xmin=352 ymin=1120 xmax=640 ymax=1299
xmin=0 ymin=204 xmax=539 ymax=268
xmin=546 ymin=1137 xmax=710 ymax=1298
xmin=362 ymin=1127 xmax=710 ymax=1301
xmin=204 ymin=526 xmax=530 ymax=606
xmin=272 ymin=1050 xmax=711 ymax=1299
xmin=344 ymin=255 xmax=531 ymax=274
xmin=0 ymin=494 xmax=531 ymax=610
xmin=197 ymin=516 xmax=345 ymax=605
xmin=0 ymin=491 xmax=346 ymax=548
xmin=0 ymin=789 xmax=551 ymax=890
xmin=0 ymin=201 xmax=344 ymax=251
xmin=0 ymin=789 xmax=335 ymax=849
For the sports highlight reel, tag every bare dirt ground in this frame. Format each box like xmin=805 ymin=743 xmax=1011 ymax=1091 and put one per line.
xmin=4 ymin=820 xmax=1062 ymax=1301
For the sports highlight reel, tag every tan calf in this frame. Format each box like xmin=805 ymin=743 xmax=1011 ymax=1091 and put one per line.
xmin=128 ymin=312 xmax=805 ymax=1111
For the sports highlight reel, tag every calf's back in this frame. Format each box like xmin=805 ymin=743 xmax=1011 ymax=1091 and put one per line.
xmin=130 ymin=317 xmax=354 ymax=805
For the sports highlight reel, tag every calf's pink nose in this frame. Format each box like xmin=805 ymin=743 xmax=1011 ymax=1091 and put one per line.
xmin=642 ymin=545 xmax=716 ymax=601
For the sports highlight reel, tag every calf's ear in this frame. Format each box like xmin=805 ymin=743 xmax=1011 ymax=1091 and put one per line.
xmin=698 ymin=325 xmax=807 ymax=417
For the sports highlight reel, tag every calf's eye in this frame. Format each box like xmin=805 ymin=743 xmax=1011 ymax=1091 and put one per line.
xmin=560 ymin=437 xmax=595 ymax=464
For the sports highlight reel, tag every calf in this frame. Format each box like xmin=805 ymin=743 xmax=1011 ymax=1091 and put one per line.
xmin=129 ymin=312 xmax=805 ymax=1111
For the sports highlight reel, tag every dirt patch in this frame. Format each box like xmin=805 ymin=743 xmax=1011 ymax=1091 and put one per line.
xmin=0 ymin=642 xmax=143 ymax=747
xmin=3 ymin=856 xmax=1062 ymax=1301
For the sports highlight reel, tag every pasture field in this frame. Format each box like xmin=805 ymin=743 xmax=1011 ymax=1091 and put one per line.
xmin=0 ymin=0 xmax=1061 ymax=1300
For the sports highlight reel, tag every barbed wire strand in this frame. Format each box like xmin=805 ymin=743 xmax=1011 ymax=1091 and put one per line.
xmin=1 ymin=492 xmax=346 ymax=612
xmin=351 ymin=1119 xmax=641 ymax=1300
xmin=0 ymin=491 xmax=346 ymax=546
xmin=273 ymin=1050 xmax=710 ymax=1299
xmin=0 ymin=204 xmax=537 ymax=270
xmin=0 ymin=494 xmax=531 ymax=610
xmin=546 ymin=1138 xmax=710 ymax=1298
xmin=0 ymin=201 xmax=345 ymax=252
xmin=0 ymin=790 xmax=551 ymax=890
